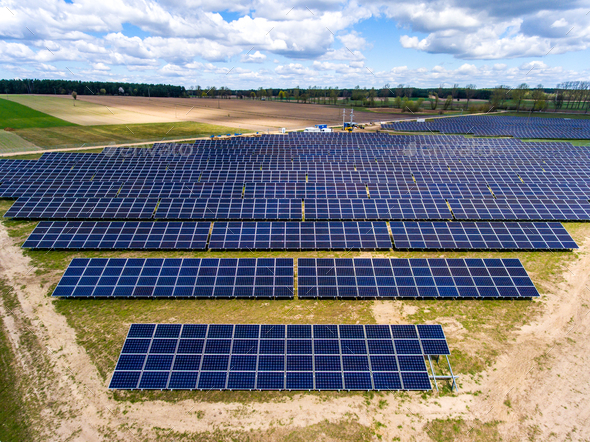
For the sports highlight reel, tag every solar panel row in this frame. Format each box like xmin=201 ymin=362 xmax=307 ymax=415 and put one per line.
xmin=390 ymin=221 xmax=578 ymax=250
xmin=52 ymin=257 xmax=538 ymax=300
xmin=383 ymin=116 xmax=590 ymax=139
xmin=304 ymin=198 xmax=452 ymax=221
xmin=14 ymin=180 xmax=589 ymax=200
xmin=23 ymin=220 xmax=577 ymax=251
xmin=8 ymin=196 xmax=590 ymax=221
xmin=297 ymin=258 xmax=539 ymax=299
xmin=23 ymin=221 xmax=211 ymax=250
xmin=53 ymin=258 xmax=294 ymax=299
xmin=109 ymin=323 xmax=448 ymax=390
xmin=209 ymin=221 xmax=391 ymax=250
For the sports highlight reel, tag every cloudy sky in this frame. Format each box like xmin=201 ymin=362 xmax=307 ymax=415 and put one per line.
xmin=1 ymin=0 xmax=589 ymax=89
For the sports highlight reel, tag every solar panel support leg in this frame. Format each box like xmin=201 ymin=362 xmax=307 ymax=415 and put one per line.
xmin=427 ymin=355 xmax=439 ymax=392
xmin=446 ymin=355 xmax=457 ymax=392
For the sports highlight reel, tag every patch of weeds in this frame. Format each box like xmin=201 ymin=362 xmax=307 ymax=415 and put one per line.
xmin=426 ymin=418 xmax=501 ymax=442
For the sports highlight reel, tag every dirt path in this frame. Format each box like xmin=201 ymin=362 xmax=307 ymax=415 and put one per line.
xmin=1 ymin=219 xmax=589 ymax=440
xmin=471 ymin=239 xmax=590 ymax=440
xmin=431 ymin=237 xmax=590 ymax=441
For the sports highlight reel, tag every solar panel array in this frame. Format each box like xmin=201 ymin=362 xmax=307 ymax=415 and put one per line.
xmin=53 ymin=258 xmax=294 ymax=299
xmin=23 ymin=221 xmax=211 ymax=250
xmin=109 ymin=323 xmax=449 ymax=390
xmin=383 ymin=115 xmax=590 ymax=139
xmin=390 ymin=221 xmax=578 ymax=250
xmin=3 ymin=133 xmax=590 ymax=227
xmin=297 ymin=258 xmax=539 ymax=299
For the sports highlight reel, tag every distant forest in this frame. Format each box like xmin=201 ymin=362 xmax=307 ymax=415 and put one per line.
xmin=0 ymin=79 xmax=186 ymax=97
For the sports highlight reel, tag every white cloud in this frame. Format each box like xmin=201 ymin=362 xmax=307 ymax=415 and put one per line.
xmin=0 ymin=0 xmax=588 ymax=89
xmin=551 ymin=18 xmax=568 ymax=28
xmin=241 ymin=50 xmax=266 ymax=63
xmin=338 ymin=33 xmax=369 ymax=51
xmin=92 ymin=62 xmax=111 ymax=71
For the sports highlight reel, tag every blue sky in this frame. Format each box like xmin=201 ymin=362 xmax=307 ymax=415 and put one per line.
xmin=1 ymin=0 xmax=589 ymax=89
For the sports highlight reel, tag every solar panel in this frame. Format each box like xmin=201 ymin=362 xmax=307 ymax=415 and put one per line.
xmin=383 ymin=116 xmax=590 ymax=139
xmin=448 ymin=198 xmax=590 ymax=221
xmin=154 ymin=198 xmax=302 ymax=221
xmin=304 ymin=198 xmax=452 ymax=221
xmin=4 ymin=197 xmax=159 ymax=220
xmin=23 ymin=221 xmax=211 ymax=250
xmin=390 ymin=221 xmax=578 ymax=250
xmin=209 ymin=221 xmax=391 ymax=250
xmin=52 ymin=258 xmax=294 ymax=299
xmin=109 ymin=323 xmax=450 ymax=390
xmin=297 ymin=258 xmax=539 ymax=299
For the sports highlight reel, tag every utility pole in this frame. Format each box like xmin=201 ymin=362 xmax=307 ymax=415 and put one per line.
xmin=342 ymin=109 xmax=345 ymax=129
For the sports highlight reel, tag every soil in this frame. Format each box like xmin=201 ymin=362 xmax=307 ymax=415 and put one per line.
xmin=10 ymin=94 xmax=417 ymax=130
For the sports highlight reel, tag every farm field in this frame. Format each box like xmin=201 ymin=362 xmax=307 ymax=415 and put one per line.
xmin=13 ymin=121 xmax=253 ymax=150
xmin=0 ymin=130 xmax=40 ymax=153
xmin=5 ymin=94 xmax=409 ymax=131
xmin=3 ymin=95 xmax=174 ymax=126
xmin=0 ymin=97 xmax=75 ymax=129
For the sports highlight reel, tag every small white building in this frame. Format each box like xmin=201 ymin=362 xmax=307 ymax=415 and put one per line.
xmin=304 ymin=125 xmax=332 ymax=133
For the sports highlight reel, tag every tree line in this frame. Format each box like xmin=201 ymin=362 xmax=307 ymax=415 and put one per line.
xmin=0 ymin=79 xmax=187 ymax=97
xmin=2 ymin=78 xmax=587 ymax=112
xmin=190 ymin=83 xmax=588 ymax=113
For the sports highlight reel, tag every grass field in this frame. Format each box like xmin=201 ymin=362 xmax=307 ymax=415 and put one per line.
xmin=0 ymin=130 xmax=39 ymax=154
xmin=0 ymin=98 xmax=75 ymax=130
xmin=14 ymin=121 xmax=251 ymax=149
xmin=2 ymin=95 xmax=170 ymax=126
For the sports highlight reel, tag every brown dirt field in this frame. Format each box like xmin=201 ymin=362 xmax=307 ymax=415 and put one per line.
xmin=2 ymin=217 xmax=590 ymax=441
xmin=78 ymin=95 xmax=408 ymax=131
xmin=8 ymin=94 xmax=412 ymax=131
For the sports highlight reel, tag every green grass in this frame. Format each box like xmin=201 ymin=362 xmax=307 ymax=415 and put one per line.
xmin=132 ymin=416 xmax=375 ymax=441
xmin=0 ymin=130 xmax=40 ymax=154
xmin=426 ymin=418 xmax=501 ymax=442
xmin=14 ymin=121 xmax=252 ymax=149
xmin=3 ymin=148 xmax=106 ymax=160
xmin=0 ymin=98 xmax=75 ymax=130
xmin=0 ymin=281 xmax=34 ymax=441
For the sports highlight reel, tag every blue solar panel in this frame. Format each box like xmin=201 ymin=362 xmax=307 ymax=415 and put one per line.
xmin=391 ymin=221 xmax=578 ymax=250
xmin=23 ymin=221 xmax=211 ymax=250
xmin=109 ymin=323 xmax=449 ymax=391
xmin=304 ymin=198 xmax=452 ymax=221
xmin=5 ymin=197 xmax=159 ymax=220
xmin=298 ymin=258 xmax=538 ymax=299
xmin=154 ymin=198 xmax=302 ymax=221
xmin=53 ymin=258 xmax=294 ymax=299
xmin=209 ymin=221 xmax=392 ymax=250
xmin=448 ymin=199 xmax=590 ymax=221
xmin=383 ymin=116 xmax=590 ymax=139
